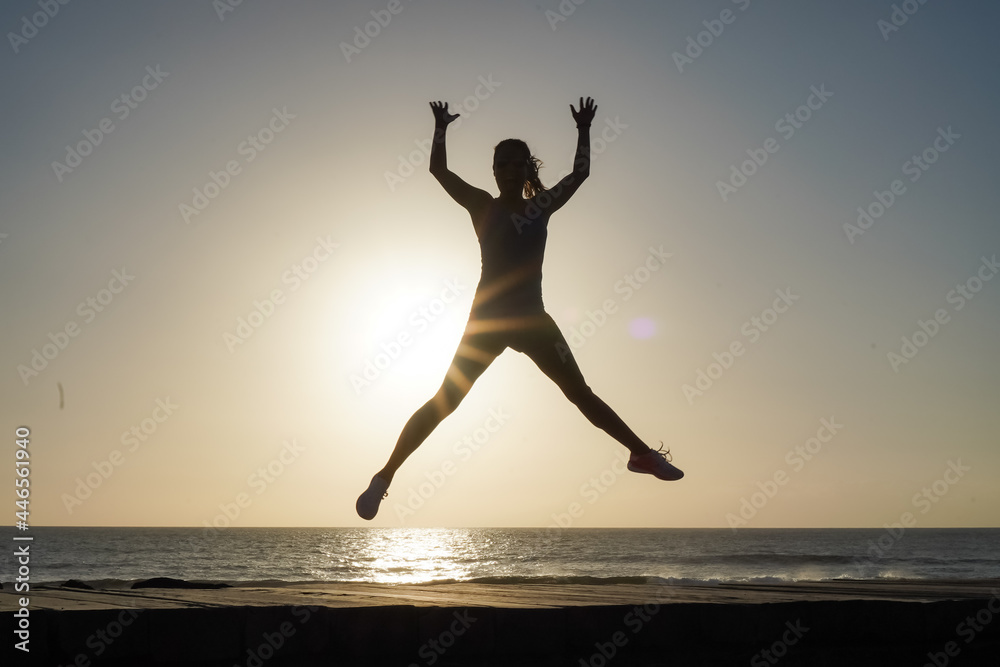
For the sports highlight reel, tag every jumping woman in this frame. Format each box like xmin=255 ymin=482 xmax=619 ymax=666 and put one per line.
xmin=357 ymin=97 xmax=682 ymax=520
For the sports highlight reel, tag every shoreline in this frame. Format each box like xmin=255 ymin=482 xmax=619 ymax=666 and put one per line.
xmin=7 ymin=573 xmax=1000 ymax=590
xmin=4 ymin=577 xmax=1000 ymax=609
xmin=5 ymin=579 xmax=1000 ymax=665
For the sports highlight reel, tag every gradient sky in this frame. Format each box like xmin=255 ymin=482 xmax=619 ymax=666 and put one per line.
xmin=2 ymin=0 xmax=998 ymax=529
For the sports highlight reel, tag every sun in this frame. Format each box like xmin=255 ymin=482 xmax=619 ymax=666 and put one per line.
xmin=350 ymin=270 xmax=471 ymax=396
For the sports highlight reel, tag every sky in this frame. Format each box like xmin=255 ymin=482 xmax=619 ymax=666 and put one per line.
xmin=1 ymin=0 xmax=998 ymax=530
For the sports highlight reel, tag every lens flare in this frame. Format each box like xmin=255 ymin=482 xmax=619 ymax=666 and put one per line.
xmin=629 ymin=317 xmax=656 ymax=339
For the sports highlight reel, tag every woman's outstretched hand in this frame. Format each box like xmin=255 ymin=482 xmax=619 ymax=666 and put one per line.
xmin=430 ymin=101 xmax=460 ymax=127
xmin=571 ymin=96 xmax=597 ymax=128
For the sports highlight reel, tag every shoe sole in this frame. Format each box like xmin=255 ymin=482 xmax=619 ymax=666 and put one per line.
xmin=357 ymin=476 xmax=389 ymax=520
xmin=627 ymin=461 xmax=684 ymax=481
xmin=356 ymin=494 xmax=380 ymax=520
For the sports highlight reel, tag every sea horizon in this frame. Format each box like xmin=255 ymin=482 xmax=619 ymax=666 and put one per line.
xmin=4 ymin=526 xmax=999 ymax=587
xmin=8 ymin=525 xmax=1000 ymax=529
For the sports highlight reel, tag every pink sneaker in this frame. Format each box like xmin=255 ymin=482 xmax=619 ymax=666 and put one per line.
xmin=627 ymin=445 xmax=684 ymax=481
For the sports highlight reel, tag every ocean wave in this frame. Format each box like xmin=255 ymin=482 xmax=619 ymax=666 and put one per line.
xmin=18 ymin=571 xmax=1000 ymax=591
xmin=11 ymin=527 xmax=999 ymax=588
xmin=20 ymin=573 xmax=933 ymax=590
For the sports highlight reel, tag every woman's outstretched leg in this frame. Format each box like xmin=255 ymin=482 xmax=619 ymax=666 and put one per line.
xmin=376 ymin=380 xmax=467 ymax=484
xmin=517 ymin=315 xmax=683 ymax=480
xmin=357 ymin=334 xmax=501 ymax=519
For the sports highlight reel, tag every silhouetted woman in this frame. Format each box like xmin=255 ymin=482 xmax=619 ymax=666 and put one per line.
xmin=357 ymin=97 xmax=681 ymax=519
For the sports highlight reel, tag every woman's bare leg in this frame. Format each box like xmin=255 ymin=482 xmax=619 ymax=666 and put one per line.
xmin=516 ymin=316 xmax=651 ymax=456
xmin=376 ymin=335 xmax=501 ymax=483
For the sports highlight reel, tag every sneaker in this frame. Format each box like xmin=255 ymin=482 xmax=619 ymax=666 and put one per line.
xmin=627 ymin=444 xmax=684 ymax=481
xmin=356 ymin=475 xmax=389 ymax=520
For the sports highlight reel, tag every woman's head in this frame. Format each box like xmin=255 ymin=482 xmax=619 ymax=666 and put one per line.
xmin=493 ymin=138 xmax=546 ymax=199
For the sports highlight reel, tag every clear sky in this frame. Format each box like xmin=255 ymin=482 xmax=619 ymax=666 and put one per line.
xmin=2 ymin=0 xmax=998 ymax=529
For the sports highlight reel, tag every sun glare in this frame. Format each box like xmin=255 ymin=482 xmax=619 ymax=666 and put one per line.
xmin=347 ymin=528 xmax=474 ymax=583
xmin=353 ymin=271 xmax=471 ymax=395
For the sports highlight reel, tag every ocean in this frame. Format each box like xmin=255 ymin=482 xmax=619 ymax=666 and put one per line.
xmin=3 ymin=527 xmax=999 ymax=588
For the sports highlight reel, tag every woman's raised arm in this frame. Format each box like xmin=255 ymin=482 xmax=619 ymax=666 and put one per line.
xmin=428 ymin=101 xmax=491 ymax=214
xmin=542 ymin=96 xmax=597 ymax=215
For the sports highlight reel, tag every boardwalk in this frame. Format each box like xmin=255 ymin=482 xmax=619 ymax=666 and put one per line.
xmin=5 ymin=580 xmax=999 ymax=666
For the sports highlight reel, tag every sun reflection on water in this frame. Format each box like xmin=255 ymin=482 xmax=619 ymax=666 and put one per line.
xmin=320 ymin=528 xmax=494 ymax=584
